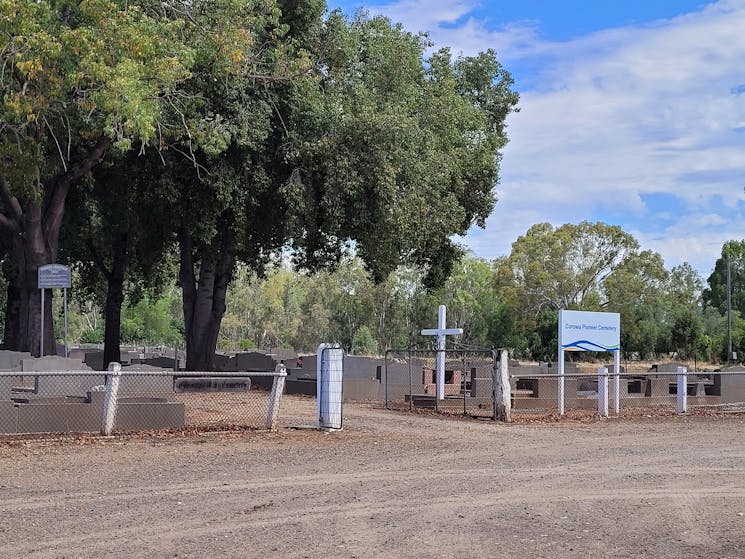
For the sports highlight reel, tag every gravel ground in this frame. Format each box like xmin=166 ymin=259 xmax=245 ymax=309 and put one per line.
xmin=1 ymin=395 xmax=745 ymax=558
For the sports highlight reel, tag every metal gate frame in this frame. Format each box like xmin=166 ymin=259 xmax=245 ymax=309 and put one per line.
xmin=383 ymin=347 xmax=498 ymax=419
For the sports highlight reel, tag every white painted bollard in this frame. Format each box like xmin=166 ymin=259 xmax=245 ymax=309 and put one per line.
xmin=677 ymin=366 xmax=688 ymax=414
xmin=101 ymin=362 xmax=122 ymax=436
xmin=558 ymin=360 xmax=565 ymax=416
xmin=494 ymin=349 xmax=511 ymax=422
xmin=613 ymin=350 xmax=621 ymax=415
xmin=317 ymin=344 xmax=343 ymax=430
xmin=266 ymin=363 xmax=287 ymax=430
xmin=598 ymin=367 xmax=609 ymax=417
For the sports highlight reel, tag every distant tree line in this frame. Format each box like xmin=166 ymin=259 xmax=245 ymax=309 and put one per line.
xmin=9 ymin=222 xmax=743 ymax=366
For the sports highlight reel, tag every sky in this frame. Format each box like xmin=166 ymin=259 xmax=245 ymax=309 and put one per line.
xmin=329 ymin=0 xmax=745 ymax=279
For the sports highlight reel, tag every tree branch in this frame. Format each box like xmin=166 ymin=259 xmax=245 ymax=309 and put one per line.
xmin=0 ymin=211 xmax=20 ymax=233
xmin=43 ymin=134 xmax=111 ymax=254
xmin=86 ymin=237 xmax=113 ymax=282
xmin=0 ymin=174 xmax=23 ymax=222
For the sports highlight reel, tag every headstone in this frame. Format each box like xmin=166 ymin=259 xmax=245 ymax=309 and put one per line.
xmin=212 ymin=353 xmax=234 ymax=372
xmin=234 ymin=351 xmax=276 ymax=371
xmin=84 ymin=351 xmax=104 ymax=371
xmin=22 ymin=356 xmax=102 ymax=398
xmin=0 ymin=350 xmax=32 ymax=371
xmin=119 ymin=363 xmax=174 ymax=397
xmin=143 ymin=356 xmax=178 ymax=370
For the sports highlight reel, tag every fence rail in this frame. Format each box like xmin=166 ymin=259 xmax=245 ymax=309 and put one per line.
xmin=0 ymin=364 xmax=287 ymax=437
xmin=510 ymin=368 xmax=745 ymax=418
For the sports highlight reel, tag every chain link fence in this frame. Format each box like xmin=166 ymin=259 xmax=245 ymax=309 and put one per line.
xmin=383 ymin=349 xmax=497 ymax=418
xmin=510 ymin=369 xmax=745 ymax=419
xmin=0 ymin=366 xmax=287 ymax=438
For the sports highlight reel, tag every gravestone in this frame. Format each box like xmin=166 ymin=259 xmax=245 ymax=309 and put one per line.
xmin=23 ymin=356 xmax=103 ymax=398
xmin=212 ymin=353 xmax=234 ymax=372
xmin=0 ymin=350 xmax=31 ymax=371
xmin=84 ymin=351 xmax=104 ymax=371
xmin=234 ymin=351 xmax=276 ymax=371
xmin=119 ymin=364 xmax=174 ymax=398
xmin=143 ymin=356 xmax=178 ymax=370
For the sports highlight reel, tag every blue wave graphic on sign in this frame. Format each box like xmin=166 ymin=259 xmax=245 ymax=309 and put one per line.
xmin=562 ymin=339 xmax=620 ymax=352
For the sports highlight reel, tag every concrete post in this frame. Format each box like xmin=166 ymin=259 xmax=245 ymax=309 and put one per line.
xmin=494 ymin=349 xmax=511 ymax=422
xmin=613 ymin=350 xmax=621 ymax=415
xmin=677 ymin=366 xmax=688 ymax=414
xmin=598 ymin=367 xmax=609 ymax=417
xmin=266 ymin=363 xmax=287 ymax=430
xmin=101 ymin=362 xmax=122 ymax=436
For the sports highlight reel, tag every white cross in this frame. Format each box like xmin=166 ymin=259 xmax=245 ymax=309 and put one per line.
xmin=421 ymin=305 xmax=463 ymax=400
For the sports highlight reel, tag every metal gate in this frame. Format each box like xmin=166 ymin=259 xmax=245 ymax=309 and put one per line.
xmin=383 ymin=348 xmax=498 ymax=419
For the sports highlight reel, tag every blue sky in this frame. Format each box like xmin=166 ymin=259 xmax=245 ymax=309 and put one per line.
xmin=329 ymin=0 xmax=745 ymax=279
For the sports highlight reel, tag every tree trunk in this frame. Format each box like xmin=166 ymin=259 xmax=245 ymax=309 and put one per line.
xmin=1 ymin=136 xmax=110 ymax=356
xmin=24 ymin=202 xmax=56 ymax=356
xmin=2 ymin=255 xmax=24 ymax=350
xmin=180 ymin=229 xmax=234 ymax=371
xmin=102 ymin=235 xmax=128 ymax=369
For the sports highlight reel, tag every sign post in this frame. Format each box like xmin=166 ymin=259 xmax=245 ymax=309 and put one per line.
xmin=558 ymin=310 xmax=621 ymax=416
xmin=38 ymin=264 xmax=72 ymax=357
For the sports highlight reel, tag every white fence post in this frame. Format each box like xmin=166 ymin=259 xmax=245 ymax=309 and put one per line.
xmin=677 ymin=366 xmax=688 ymax=414
xmin=613 ymin=350 xmax=621 ymax=415
xmin=101 ymin=362 xmax=122 ymax=436
xmin=598 ymin=366 xmax=609 ymax=417
xmin=266 ymin=363 xmax=287 ymax=430
xmin=495 ymin=349 xmax=511 ymax=422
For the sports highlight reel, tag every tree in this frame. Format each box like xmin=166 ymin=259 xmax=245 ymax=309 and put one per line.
xmin=604 ymin=250 xmax=668 ymax=359
xmin=671 ymin=308 xmax=704 ymax=360
xmin=61 ymin=151 xmax=174 ymax=367
xmin=497 ymin=222 xmax=639 ymax=317
xmin=285 ymin=15 xmax=518 ymax=288
xmin=351 ymin=325 xmax=378 ymax=355
xmin=703 ymin=240 xmax=745 ymax=317
xmin=0 ymin=0 xmax=245 ymax=355
xmin=170 ymin=9 xmax=518 ymax=368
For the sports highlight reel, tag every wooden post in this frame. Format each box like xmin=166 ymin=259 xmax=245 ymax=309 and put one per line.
xmin=101 ymin=362 xmax=122 ymax=436
xmin=266 ymin=363 xmax=287 ymax=430
xmin=495 ymin=349 xmax=511 ymax=422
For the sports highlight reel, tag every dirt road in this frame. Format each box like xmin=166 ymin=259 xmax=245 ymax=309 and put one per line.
xmin=1 ymin=396 xmax=745 ymax=558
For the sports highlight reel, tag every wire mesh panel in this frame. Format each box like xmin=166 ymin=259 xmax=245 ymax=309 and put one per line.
xmin=318 ymin=345 xmax=343 ymax=429
xmin=384 ymin=349 xmax=496 ymax=418
xmin=509 ymin=369 xmax=745 ymax=419
xmin=0 ymin=369 xmax=286 ymax=437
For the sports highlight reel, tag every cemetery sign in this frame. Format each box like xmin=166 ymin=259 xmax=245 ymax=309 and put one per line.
xmin=38 ymin=264 xmax=71 ymax=289
xmin=559 ymin=310 xmax=620 ymax=352
xmin=38 ymin=264 xmax=72 ymax=357
xmin=557 ymin=309 xmax=621 ymax=416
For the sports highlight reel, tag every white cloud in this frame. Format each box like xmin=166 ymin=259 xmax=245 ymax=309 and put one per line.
xmin=362 ymin=1 xmax=745 ymax=278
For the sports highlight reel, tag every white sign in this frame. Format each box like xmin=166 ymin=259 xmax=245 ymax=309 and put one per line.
xmin=38 ymin=264 xmax=71 ymax=289
xmin=558 ymin=310 xmax=620 ymax=352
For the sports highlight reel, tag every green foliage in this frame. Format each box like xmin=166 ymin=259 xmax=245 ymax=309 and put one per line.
xmin=703 ymin=240 xmax=745 ymax=316
xmin=121 ymin=294 xmax=182 ymax=345
xmin=671 ymin=308 xmax=704 ymax=360
xmin=352 ymin=325 xmax=378 ymax=355
xmin=284 ymin=11 xmax=518 ymax=287
xmin=79 ymin=327 xmax=104 ymax=344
